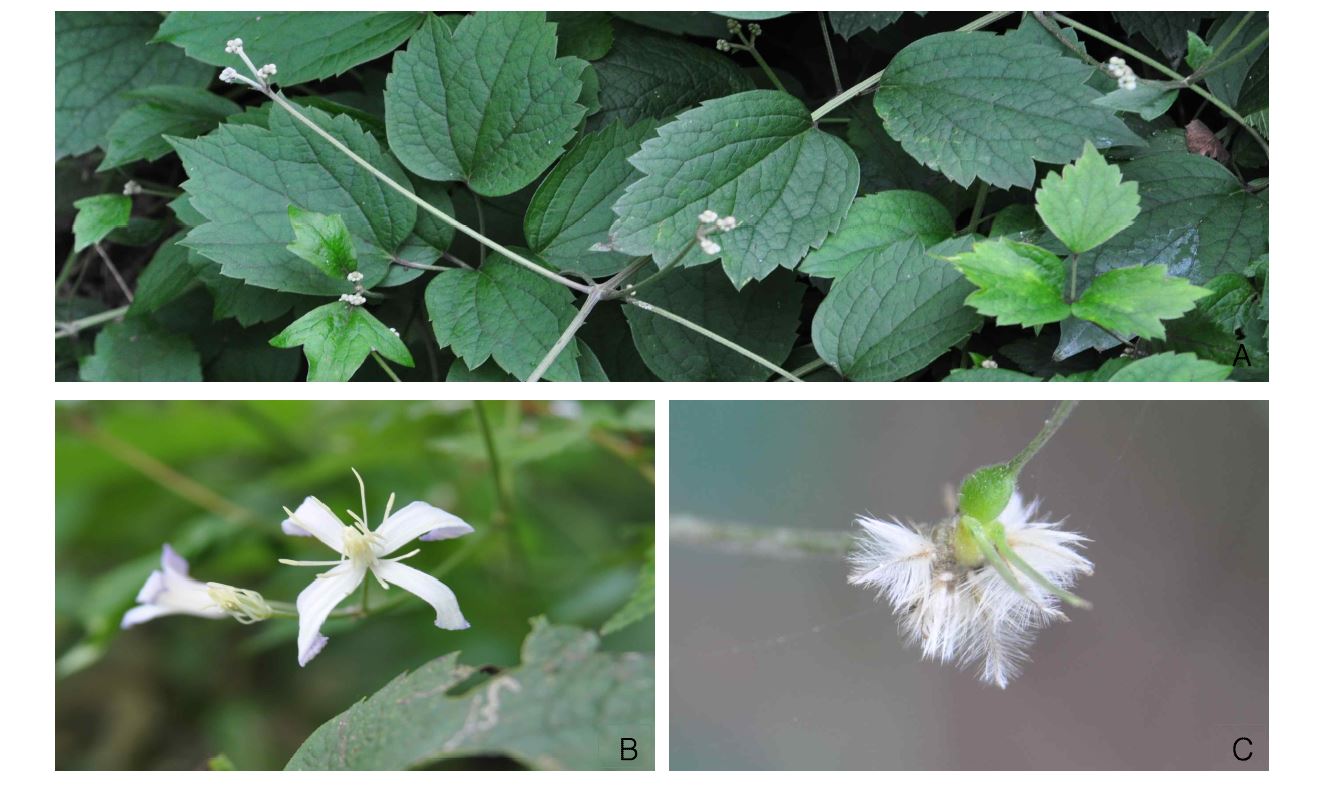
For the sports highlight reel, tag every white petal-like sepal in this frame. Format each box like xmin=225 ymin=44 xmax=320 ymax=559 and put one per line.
xmin=373 ymin=560 xmax=469 ymax=630
xmin=294 ymin=562 xmax=367 ymax=666
xmin=283 ymin=496 xmax=348 ymax=553
xmin=376 ymin=501 xmax=474 ymax=554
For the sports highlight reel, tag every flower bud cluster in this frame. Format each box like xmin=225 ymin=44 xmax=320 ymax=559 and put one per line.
xmin=1104 ymin=56 xmax=1138 ymax=91
xmin=696 ymin=209 xmax=738 ymax=256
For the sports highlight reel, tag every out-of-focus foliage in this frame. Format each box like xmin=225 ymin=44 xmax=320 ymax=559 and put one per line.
xmin=55 ymin=400 xmax=654 ymax=769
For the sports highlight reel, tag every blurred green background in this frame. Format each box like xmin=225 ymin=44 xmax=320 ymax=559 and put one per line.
xmin=55 ymin=400 xmax=654 ymax=769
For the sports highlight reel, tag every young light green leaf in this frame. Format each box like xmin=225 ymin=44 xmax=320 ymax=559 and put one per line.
xmin=56 ymin=12 xmax=213 ymax=159
xmin=99 ymin=86 xmax=238 ymax=171
xmin=1035 ymin=142 xmax=1140 ymax=254
xmin=623 ymin=266 xmax=804 ymax=381
xmin=1071 ymin=264 xmax=1212 ymax=340
xmin=170 ymin=105 xmax=416 ymax=295
xmin=1186 ymin=31 xmax=1214 ymax=70
xmin=385 ymin=13 xmax=588 ymax=196
xmin=72 ymin=195 xmax=132 ymax=253
xmin=80 ymin=319 xmax=203 ymax=382
xmin=590 ymin=25 xmax=754 ymax=128
xmin=800 ymin=191 xmax=954 ymax=279
xmin=425 ymin=255 xmax=582 ymax=382
xmin=945 ymin=239 xmax=1071 ymax=327
xmin=601 ymin=547 xmax=655 ymax=634
xmin=1106 ymin=351 xmax=1231 ymax=382
xmin=873 ymin=31 xmax=1142 ymax=189
xmin=286 ymin=207 xmax=358 ymax=280
xmin=525 ymin=120 xmax=658 ymax=278
xmin=285 ymin=618 xmax=653 ymax=770
xmin=154 ymin=11 xmax=426 ymax=86
xmin=270 ymin=303 xmax=414 ymax=382
xmin=610 ymin=90 xmax=859 ymax=288
xmin=812 ymin=237 xmax=982 ymax=381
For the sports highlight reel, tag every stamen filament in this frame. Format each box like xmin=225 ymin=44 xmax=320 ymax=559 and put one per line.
xmin=993 ymin=531 xmax=1093 ymax=609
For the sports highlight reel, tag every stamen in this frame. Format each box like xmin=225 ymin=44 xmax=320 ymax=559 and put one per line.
xmin=382 ymin=548 xmax=421 ymax=562
xmin=383 ymin=491 xmax=396 ymax=522
xmin=278 ymin=558 xmax=345 ymax=567
xmin=351 ymin=467 xmax=369 ymax=528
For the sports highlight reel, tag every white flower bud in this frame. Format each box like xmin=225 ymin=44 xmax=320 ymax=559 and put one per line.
xmin=699 ymin=238 xmax=722 ymax=256
xmin=698 ymin=209 xmax=719 ymax=224
xmin=981 ymin=358 xmax=998 ymax=369
xmin=258 ymin=63 xmax=278 ymax=79
xmin=346 ymin=271 xmax=364 ymax=283
xmin=339 ymin=293 xmax=366 ymax=306
xmin=716 ymin=216 xmax=738 ymax=232
xmin=225 ymin=38 xmax=244 ymax=54
xmin=219 ymin=67 xmax=240 ymax=84
xmin=122 ymin=180 xmax=142 ymax=196
xmin=1109 ymin=56 xmax=1125 ymax=67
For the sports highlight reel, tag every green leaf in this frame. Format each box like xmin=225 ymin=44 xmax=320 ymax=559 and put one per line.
xmin=610 ymin=90 xmax=859 ymax=288
xmin=270 ymin=303 xmax=414 ymax=382
xmin=56 ymin=12 xmax=213 ymax=159
xmin=601 ymin=547 xmax=655 ymax=634
xmin=1113 ymin=12 xmax=1215 ymax=60
xmin=72 ymin=195 xmax=132 ymax=253
xmin=1072 ymin=265 xmax=1212 ymax=340
xmin=425 ymin=255 xmax=582 ymax=382
xmin=1203 ymin=13 xmax=1268 ymax=108
xmin=549 ymin=11 xmax=614 ymax=60
xmin=829 ymin=12 xmax=904 ymax=39
xmin=285 ymin=207 xmax=358 ymax=280
xmin=623 ymin=266 xmax=804 ymax=381
xmin=385 ymin=13 xmax=588 ymax=196
xmin=525 ymin=120 xmax=658 ymax=278
xmin=154 ymin=11 xmax=426 ymax=86
xmin=590 ymin=25 xmax=754 ymax=129
xmin=285 ymin=618 xmax=653 ymax=770
xmin=1035 ymin=142 xmax=1140 ymax=254
xmin=1186 ymin=31 xmax=1214 ymax=70
xmin=945 ymin=239 xmax=1070 ymax=327
xmin=812 ymin=237 xmax=982 ymax=380
xmin=800 ymin=191 xmax=954 ymax=279
xmin=1194 ymin=272 xmax=1259 ymax=334
xmin=844 ymin=102 xmax=966 ymax=214
xmin=872 ymin=31 xmax=1142 ymax=189
xmin=186 ymin=251 xmax=308 ymax=328
xmin=170 ymin=105 xmax=416 ymax=295
xmin=944 ymin=368 xmax=1042 ymax=382
xmin=129 ymin=232 xmax=196 ymax=316
xmin=99 ymin=86 xmax=239 ymax=171
xmin=80 ymin=319 xmax=203 ymax=381
xmin=1092 ymin=83 xmax=1178 ymax=122
xmin=1105 ymin=351 xmax=1231 ymax=382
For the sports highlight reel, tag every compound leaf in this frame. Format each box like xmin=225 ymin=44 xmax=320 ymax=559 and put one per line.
xmin=385 ymin=12 xmax=588 ymax=196
xmin=610 ymin=90 xmax=859 ymax=288
xmin=812 ymin=237 xmax=982 ymax=380
xmin=945 ymin=239 xmax=1071 ymax=327
xmin=872 ymin=31 xmax=1142 ymax=189
xmin=1035 ymin=141 xmax=1140 ymax=254
xmin=154 ymin=11 xmax=426 ymax=86
xmin=270 ymin=302 xmax=414 ymax=382
xmin=1071 ymin=264 xmax=1212 ymax=340
xmin=285 ymin=618 xmax=653 ymax=770
xmin=800 ymin=191 xmax=954 ymax=279
xmin=170 ymin=105 xmax=416 ymax=295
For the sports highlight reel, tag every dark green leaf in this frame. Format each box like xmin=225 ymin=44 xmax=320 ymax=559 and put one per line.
xmin=800 ymin=191 xmax=954 ymax=279
xmin=80 ymin=319 xmax=203 ymax=381
xmin=99 ymin=86 xmax=239 ymax=171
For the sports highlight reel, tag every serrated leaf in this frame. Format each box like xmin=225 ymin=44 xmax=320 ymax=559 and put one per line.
xmin=800 ymin=191 xmax=954 ymax=278
xmin=549 ymin=11 xmax=614 ymax=60
xmin=829 ymin=12 xmax=904 ymax=40
xmin=944 ymin=368 xmax=1042 ymax=382
xmin=129 ymin=232 xmax=196 ymax=316
xmin=812 ymin=237 xmax=981 ymax=380
xmin=56 ymin=12 xmax=213 ymax=159
xmin=186 ymin=251 xmax=308 ymax=328
xmin=1113 ymin=12 xmax=1215 ymax=60
xmin=873 ymin=31 xmax=1142 ymax=189
xmin=1105 ymin=351 xmax=1231 ymax=382
xmin=1194 ymin=272 xmax=1258 ymax=334
xmin=385 ymin=13 xmax=587 ymax=196
xmin=1053 ymin=150 xmax=1267 ymax=359
xmin=285 ymin=207 xmax=358 ymax=280
xmin=525 ymin=120 xmax=658 ymax=278
xmin=286 ymin=618 xmax=653 ymax=770
xmin=99 ymin=86 xmax=239 ymax=171
xmin=171 ymin=105 xmax=416 ymax=295
xmin=1092 ymin=83 xmax=1178 ymax=122
xmin=1035 ymin=142 xmax=1140 ymax=254
xmin=154 ymin=11 xmax=426 ymax=86
xmin=1072 ymin=265 xmax=1211 ymax=340
xmin=601 ymin=547 xmax=654 ymax=635
xmin=425 ymin=255 xmax=582 ymax=382
xmin=623 ymin=266 xmax=804 ymax=381
xmin=80 ymin=319 xmax=203 ymax=381
xmin=270 ymin=303 xmax=414 ymax=382
xmin=1203 ymin=13 xmax=1268 ymax=109
xmin=1186 ymin=31 xmax=1214 ymax=70
xmin=946 ymin=239 xmax=1070 ymax=327
xmin=610 ymin=90 xmax=859 ymax=288
xmin=72 ymin=195 xmax=132 ymax=253
xmin=590 ymin=25 xmax=754 ymax=129
xmin=844 ymin=102 xmax=966 ymax=214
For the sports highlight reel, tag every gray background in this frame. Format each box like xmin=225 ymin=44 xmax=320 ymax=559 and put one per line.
xmin=670 ymin=401 xmax=1268 ymax=769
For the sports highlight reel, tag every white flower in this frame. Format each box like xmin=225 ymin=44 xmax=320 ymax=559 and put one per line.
xmin=122 ymin=545 xmax=271 ymax=627
xmin=346 ymin=271 xmax=364 ymax=283
xmin=225 ymin=37 xmax=244 ymax=54
xmin=389 ymin=327 xmax=400 ymax=337
xmin=1119 ymin=74 xmax=1138 ymax=91
xmin=698 ymin=209 xmax=719 ymax=224
xmin=279 ymin=470 xmax=473 ymax=666
xmin=122 ymin=180 xmax=142 ymax=196
xmin=699 ymin=238 xmax=722 ymax=256
xmin=338 ymin=293 xmax=366 ymax=306
xmin=716 ymin=215 xmax=738 ymax=232
xmin=847 ymin=491 xmax=1091 ymax=688
xmin=1108 ymin=56 xmax=1126 ymax=67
